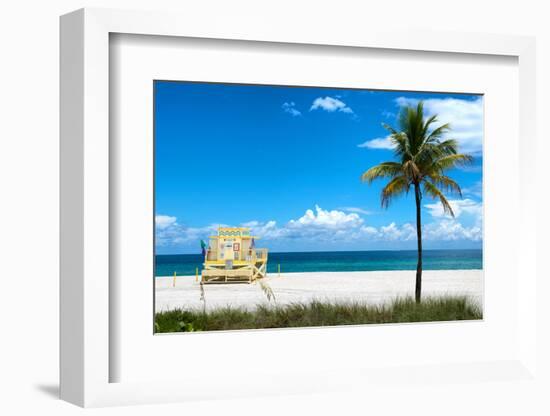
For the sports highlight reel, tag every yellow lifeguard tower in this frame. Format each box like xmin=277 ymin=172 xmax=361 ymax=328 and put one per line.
xmin=201 ymin=227 xmax=268 ymax=284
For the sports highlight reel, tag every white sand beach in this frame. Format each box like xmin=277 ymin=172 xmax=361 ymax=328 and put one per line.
xmin=155 ymin=270 xmax=483 ymax=312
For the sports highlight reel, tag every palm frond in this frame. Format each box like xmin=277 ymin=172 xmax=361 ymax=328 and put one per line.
xmin=383 ymin=123 xmax=410 ymax=158
xmin=413 ymin=142 xmax=443 ymax=168
xmin=402 ymin=160 xmax=420 ymax=180
xmin=422 ymin=115 xmax=440 ymax=139
xmin=426 ymin=123 xmax=451 ymax=143
xmin=431 ymin=153 xmax=473 ymax=171
xmin=381 ymin=175 xmax=410 ymax=209
xmin=414 ymin=138 xmax=457 ymax=168
xmin=391 ymin=133 xmax=411 ymax=159
xmin=425 ymin=175 xmax=462 ymax=197
xmin=435 ymin=138 xmax=459 ymax=155
xmin=423 ymin=181 xmax=455 ymax=217
xmin=363 ymin=100 xmax=473 ymax=221
xmin=360 ymin=162 xmax=403 ymax=183
xmin=382 ymin=122 xmax=400 ymax=137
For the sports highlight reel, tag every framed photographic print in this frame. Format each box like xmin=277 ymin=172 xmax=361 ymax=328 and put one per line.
xmin=60 ymin=8 xmax=539 ymax=408
xmin=153 ymin=80 xmax=484 ymax=333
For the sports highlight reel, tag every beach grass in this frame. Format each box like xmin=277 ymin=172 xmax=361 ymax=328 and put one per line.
xmin=154 ymin=296 xmax=482 ymax=333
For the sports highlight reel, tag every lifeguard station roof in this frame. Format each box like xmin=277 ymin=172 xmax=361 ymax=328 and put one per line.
xmin=209 ymin=226 xmax=259 ymax=239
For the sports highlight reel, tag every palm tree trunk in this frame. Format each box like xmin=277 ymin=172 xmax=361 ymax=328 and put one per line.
xmin=414 ymin=182 xmax=423 ymax=303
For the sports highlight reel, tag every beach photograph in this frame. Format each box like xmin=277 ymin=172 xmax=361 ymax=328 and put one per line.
xmin=154 ymin=81 xmax=483 ymax=333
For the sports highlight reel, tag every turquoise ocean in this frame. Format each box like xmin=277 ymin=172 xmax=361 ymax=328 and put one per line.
xmin=155 ymin=249 xmax=482 ymax=277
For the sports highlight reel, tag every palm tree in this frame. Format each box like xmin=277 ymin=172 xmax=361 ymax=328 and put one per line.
xmin=361 ymin=102 xmax=472 ymax=303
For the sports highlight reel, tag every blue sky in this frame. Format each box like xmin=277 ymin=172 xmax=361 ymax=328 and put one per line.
xmin=155 ymin=81 xmax=483 ymax=254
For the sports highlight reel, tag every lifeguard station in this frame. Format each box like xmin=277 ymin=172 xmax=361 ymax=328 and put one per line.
xmin=201 ymin=227 xmax=268 ymax=284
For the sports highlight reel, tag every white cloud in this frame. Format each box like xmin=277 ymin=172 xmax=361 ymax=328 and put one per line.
xmin=378 ymin=222 xmax=417 ymax=241
xmin=354 ymin=219 xmax=481 ymax=243
xmin=251 ymin=205 xmax=480 ymax=244
xmin=358 ymin=219 xmax=480 ymax=243
xmin=338 ymin=207 xmax=372 ymax=215
xmin=241 ymin=220 xmax=285 ymax=240
xmin=424 ymin=198 xmax=482 ymax=219
xmin=462 ymin=181 xmax=483 ymax=198
xmin=282 ymin=101 xmax=301 ymax=117
xmin=155 ymin=215 xmax=177 ymax=230
xmin=395 ymin=96 xmax=483 ymax=155
xmin=155 ymin=218 xmax=220 ymax=247
xmin=423 ymin=220 xmax=482 ymax=242
xmin=359 ymin=225 xmax=378 ymax=235
xmin=290 ymin=205 xmax=363 ymax=229
xmin=242 ymin=207 xmax=366 ymax=243
xmin=156 ymin=204 xmax=483 ymax=249
xmin=357 ymin=136 xmax=396 ymax=150
xmin=310 ymin=96 xmax=354 ymax=114
xmin=422 ymin=198 xmax=482 ymax=242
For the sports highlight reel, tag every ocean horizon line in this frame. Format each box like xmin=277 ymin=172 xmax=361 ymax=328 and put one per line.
xmin=156 ymin=247 xmax=482 ymax=257
xmin=155 ymin=248 xmax=482 ymax=276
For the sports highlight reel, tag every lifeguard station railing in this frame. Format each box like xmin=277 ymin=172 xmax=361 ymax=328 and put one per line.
xmin=252 ymin=248 xmax=268 ymax=262
xmin=204 ymin=248 xmax=268 ymax=263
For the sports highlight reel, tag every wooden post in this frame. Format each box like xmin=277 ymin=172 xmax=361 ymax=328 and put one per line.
xmin=172 ymin=271 xmax=176 ymax=287
xmin=195 ymin=267 xmax=199 ymax=282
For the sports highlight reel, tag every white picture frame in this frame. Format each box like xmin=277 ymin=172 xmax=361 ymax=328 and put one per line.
xmin=60 ymin=8 xmax=538 ymax=408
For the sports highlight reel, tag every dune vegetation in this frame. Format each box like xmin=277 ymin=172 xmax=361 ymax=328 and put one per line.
xmin=154 ymin=296 xmax=482 ymax=333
